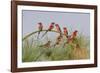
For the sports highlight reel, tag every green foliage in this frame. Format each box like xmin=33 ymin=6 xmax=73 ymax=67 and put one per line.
xmin=22 ymin=34 xmax=90 ymax=62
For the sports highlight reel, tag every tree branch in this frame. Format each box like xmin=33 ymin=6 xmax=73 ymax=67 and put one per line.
xmin=23 ymin=30 xmax=64 ymax=41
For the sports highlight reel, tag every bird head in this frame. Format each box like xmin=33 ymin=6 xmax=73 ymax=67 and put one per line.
xmin=74 ymin=30 xmax=78 ymax=34
xmin=55 ymin=24 xmax=59 ymax=27
xmin=51 ymin=22 xmax=55 ymax=25
xmin=63 ymin=27 xmax=67 ymax=30
xmin=73 ymin=30 xmax=78 ymax=36
xmin=38 ymin=22 xmax=42 ymax=25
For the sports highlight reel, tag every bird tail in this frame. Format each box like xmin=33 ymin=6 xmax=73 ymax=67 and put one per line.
xmin=41 ymin=30 xmax=48 ymax=39
xmin=37 ymin=31 xmax=40 ymax=39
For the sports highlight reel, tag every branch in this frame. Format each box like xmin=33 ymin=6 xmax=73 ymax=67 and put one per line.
xmin=23 ymin=30 xmax=64 ymax=41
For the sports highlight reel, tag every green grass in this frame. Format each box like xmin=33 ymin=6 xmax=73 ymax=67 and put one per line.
xmin=22 ymin=34 xmax=90 ymax=62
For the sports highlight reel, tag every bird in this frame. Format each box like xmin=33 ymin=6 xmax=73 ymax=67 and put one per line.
xmin=63 ymin=27 xmax=68 ymax=38
xmin=53 ymin=35 xmax=62 ymax=47
xmin=72 ymin=30 xmax=78 ymax=39
xmin=41 ymin=22 xmax=55 ymax=38
xmin=39 ymin=41 xmax=51 ymax=48
xmin=67 ymin=30 xmax=78 ymax=43
xmin=55 ymin=24 xmax=62 ymax=36
xmin=37 ymin=22 xmax=43 ymax=39
xmin=71 ymin=30 xmax=78 ymax=44
xmin=63 ymin=30 xmax=78 ymax=48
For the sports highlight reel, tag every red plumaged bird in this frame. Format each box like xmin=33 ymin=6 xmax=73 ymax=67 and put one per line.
xmin=48 ymin=22 xmax=55 ymax=30
xmin=55 ymin=24 xmax=61 ymax=32
xmin=72 ymin=30 xmax=78 ymax=39
xmin=55 ymin=24 xmax=62 ymax=36
xmin=53 ymin=35 xmax=62 ymax=47
xmin=67 ymin=30 xmax=78 ymax=43
xmin=63 ymin=30 xmax=78 ymax=47
xmin=37 ymin=22 xmax=43 ymax=39
xmin=41 ymin=22 xmax=55 ymax=38
xmin=63 ymin=27 xmax=68 ymax=38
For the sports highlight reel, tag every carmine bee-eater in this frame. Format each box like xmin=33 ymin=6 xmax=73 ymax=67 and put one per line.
xmin=63 ymin=27 xmax=68 ymax=38
xmin=72 ymin=30 xmax=78 ymax=38
xmin=41 ymin=22 xmax=55 ymax=38
xmin=53 ymin=35 xmax=62 ymax=47
xmin=37 ymin=22 xmax=43 ymax=39
xmin=67 ymin=30 xmax=78 ymax=43
xmin=55 ymin=24 xmax=62 ymax=36
xmin=63 ymin=30 xmax=78 ymax=48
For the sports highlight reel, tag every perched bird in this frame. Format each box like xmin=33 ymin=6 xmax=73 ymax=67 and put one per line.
xmin=41 ymin=22 xmax=55 ymax=38
xmin=53 ymin=35 xmax=62 ymax=47
xmin=67 ymin=36 xmax=73 ymax=43
xmin=72 ymin=30 xmax=78 ymax=39
xmin=39 ymin=41 xmax=51 ymax=48
xmin=37 ymin=22 xmax=43 ymax=39
xmin=67 ymin=30 xmax=78 ymax=43
xmin=63 ymin=27 xmax=68 ymax=38
xmin=55 ymin=24 xmax=62 ymax=36
xmin=63 ymin=30 xmax=78 ymax=48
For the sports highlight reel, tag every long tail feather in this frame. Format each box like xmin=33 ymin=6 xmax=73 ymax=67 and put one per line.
xmin=41 ymin=30 xmax=48 ymax=38
xmin=37 ymin=31 xmax=40 ymax=39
